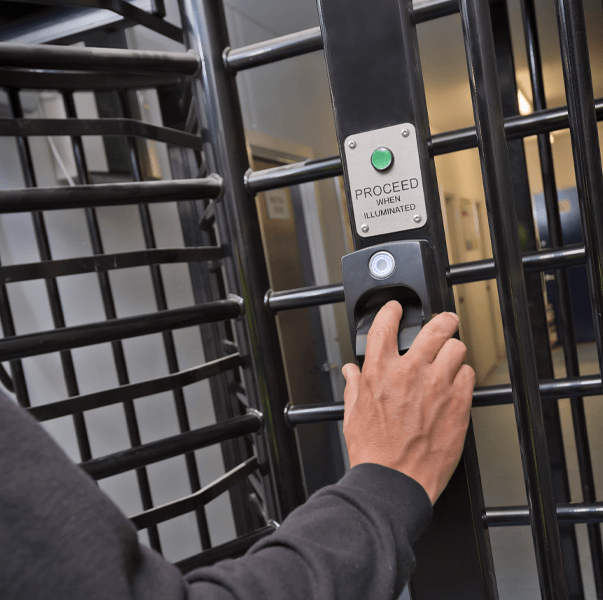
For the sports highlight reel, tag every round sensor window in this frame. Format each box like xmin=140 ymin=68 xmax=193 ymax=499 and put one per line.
xmin=368 ymin=251 xmax=396 ymax=280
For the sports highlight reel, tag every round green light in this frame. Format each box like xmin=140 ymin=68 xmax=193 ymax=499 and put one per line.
xmin=371 ymin=147 xmax=394 ymax=171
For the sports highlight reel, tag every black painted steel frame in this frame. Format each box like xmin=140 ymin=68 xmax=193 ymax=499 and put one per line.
xmin=0 ymin=0 xmax=294 ymax=566
xmin=2 ymin=0 xmax=602 ymax=594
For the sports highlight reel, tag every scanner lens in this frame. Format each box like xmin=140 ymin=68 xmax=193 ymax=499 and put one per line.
xmin=368 ymin=251 xmax=395 ymax=279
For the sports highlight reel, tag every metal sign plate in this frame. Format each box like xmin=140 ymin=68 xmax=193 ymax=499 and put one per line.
xmin=344 ymin=123 xmax=427 ymax=237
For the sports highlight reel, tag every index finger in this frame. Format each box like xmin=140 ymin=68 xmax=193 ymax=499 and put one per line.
xmin=363 ymin=300 xmax=403 ymax=367
xmin=405 ymin=312 xmax=460 ymax=364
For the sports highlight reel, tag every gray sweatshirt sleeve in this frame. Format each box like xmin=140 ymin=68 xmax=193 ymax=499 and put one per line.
xmin=0 ymin=390 xmax=432 ymax=600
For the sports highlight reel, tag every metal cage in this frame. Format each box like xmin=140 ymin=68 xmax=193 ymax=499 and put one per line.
xmin=0 ymin=0 xmax=602 ymax=598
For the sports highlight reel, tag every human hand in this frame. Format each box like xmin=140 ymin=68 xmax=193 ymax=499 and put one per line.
xmin=342 ymin=301 xmax=474 ymax=504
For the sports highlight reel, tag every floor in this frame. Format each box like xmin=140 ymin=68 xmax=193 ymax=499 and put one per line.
xmin=472 ymin=342 xmax=603 ymax=599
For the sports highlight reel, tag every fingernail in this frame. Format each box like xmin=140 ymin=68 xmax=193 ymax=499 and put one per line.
xmin=447 ymin=311 xmax=460 ymax=324
xmin=342 ymin=366 xmax=348 ymax=380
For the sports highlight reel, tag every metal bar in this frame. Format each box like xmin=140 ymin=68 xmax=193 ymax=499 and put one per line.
xmin=0 ymin=261 xmax=29 ymax=406
xmin=28 ymin=354 xmax=242 ymax=422
xmin=0 ymin=118 xmax=204 ymax=151
xmin=176 ymin=524 xmax=277 ymax=574
xmin=486 ymin=503 xmax=603 ymax=527
xmin=0 ymin=68 xmax=184 ymax=91
xmin=0 ymin=178 xmax=222 ymax=213
xmin=431 ymin=98 xmax=603 ymax=155
xmin=0 ymin=299 xmax=241 ymax=361
xmin=458 ymin=0 xmax=567 ymax=595
xmin=554 ymin=0 xmax=603 ymax=383
xmin=522 ymin=0 xmax=603 ymax=593
xmin=285 ymin=374 xmax=603 ymax=425
xmin=62 ymin=79 xmax=165 ymax=553
xmin=80 ymin=412 xmax=263 ymax=479
xmin=130 ymin=456 xmax=260 ymax=530
xmin=225 ymin=27 xmax=323 ymax=72
xmin=265 ymin=283 xmax=345 ymax=313
xmin=317 ymin=0 xmax=497 ymax=596
xmin=178 ymin=0 xmax=307 ymax=521
xmin=245 ymin=156 xmax=343 ymax=193
xmin=0 ymin=43 xmax=198 ymax=74
xmin=449 ymin=245 xmax=586 ymax=284
xmin=1 ymin=0 xmax=183 ymax=42
xmin=473 ymin=376 xmax=603 ymax=407
xmin=8 ymin=89 xmax=93 ymax=461
xmin=0 ymin=247 xmax=223 ymax=285
xmin=223 ymin=0 xmax=495 ymax=73
xmin=491 ymin=3 xmax=582 ymax=589
xmin=244 ymin=98 xmax=603 ymax=193
xmin=118 ymin=90 xmax=211 ymax=550
xmin=0 ymin=363 xmax=14 ymax=392
xmin=164 ymin=140 xmax=260 ymax=535
xmin=265 ymin=246 xmax=586 ymax=314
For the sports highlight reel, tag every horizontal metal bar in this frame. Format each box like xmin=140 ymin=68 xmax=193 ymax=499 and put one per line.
xmin=246 ymin=97 xmax=603 ymax=192
xmin=473 ymin=375 xmax=602 ymax=407
xmin=486 ymin=503 xmax=603 ymax=526
xmin=0 ymin=0 xmax=183 ymax=42
xmin=28 ymin=353 xmax=241 ymax=422
xmin=80 ymin=412 xmax=263 ymax=479
xmin=0 ymin=247 xmax=223 ymax=285
xmin=265 ymin=284 xmax=344 ymax=313
xmin=0 ymin=68 xmax=184 ymax=91
xmin=0 ymin=298 xmax=242 ymax=361
xmin=224 ymin=1 xmax=488 ymax=73
xmin=448 ymin=244 xmax=586 ymax=284
xmin=176 ymin=524 xmax=277 ymax=573
xmin=285 ymin=374 xmax=603 ymax=426
xmin=0 ymin=119 xmax=203 ymax=151
xmin=0 ymin=42 xmax=198 ymax=74
xmin=431 ymin=96 xmax=603 ymax=155
xmin=225 ymin=27 xmax=323 ymax=72
xmin=267 ymin=246 xmax=585 ymax=314
xmin=245 ymin=156 xmax=343 ymax=193
xmin=285 ymin=402 xmax=343 ymax=426
xmin=131 ymin=456 xmax=259 ymax=529
xmin=0 ymin=177 xmax=222 ymax=214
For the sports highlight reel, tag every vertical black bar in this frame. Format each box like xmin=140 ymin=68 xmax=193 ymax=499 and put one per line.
xmin=117 ymin=89 xmax=212 ymax=550
xmin=177 ymin=0 xmax=307 ymax=521
xmin=522 ymin=0 xmax=603 ymax=595
xmin=158 ymin=76 xmax=260 ymax=535
xmin=553 ymin=0 xmax=603 ymax=379
xmin=458 ymin=1 xmax=568 ymax=598
xmin=61 ymin=91 xmax=162 ymax=553
xmin=0 ymin=266 xmax=29 ymax=406
xmin=317 ymin=0 xmax=497 ymax=598
xmin=490 ymin=2 xmax=584 ymax=595
xmin=170 ymin=145 xmax=261 ymax=536
xmin=8 ymin=88 xmax=93 ymax=461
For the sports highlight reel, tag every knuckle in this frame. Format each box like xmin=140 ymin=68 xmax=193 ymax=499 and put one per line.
xmin=368 ymin=323 xmax=395 ymax=341
xmin=429 ymin=312 xmax=458 ymax=335
xmin=449 ymin=338 xmax=467 ymax=355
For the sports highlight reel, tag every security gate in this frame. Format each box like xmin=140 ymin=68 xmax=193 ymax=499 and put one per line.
xmin=0 ymin=0 xmax=602 ymax=598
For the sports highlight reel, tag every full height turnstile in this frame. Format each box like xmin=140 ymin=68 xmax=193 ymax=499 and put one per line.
xmin=0 ymin=0 xmax=602 ymax=597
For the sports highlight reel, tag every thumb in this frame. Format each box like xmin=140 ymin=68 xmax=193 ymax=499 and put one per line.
xmin=342 ymin=363 xmax=361 ymax=431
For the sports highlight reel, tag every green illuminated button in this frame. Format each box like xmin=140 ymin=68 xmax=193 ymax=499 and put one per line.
xmin=371 ymin=147 xmax=394 ymax=171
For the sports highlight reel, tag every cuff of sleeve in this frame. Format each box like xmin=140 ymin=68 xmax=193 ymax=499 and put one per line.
xmin=337 ymin=463 xmax=433 ymax=545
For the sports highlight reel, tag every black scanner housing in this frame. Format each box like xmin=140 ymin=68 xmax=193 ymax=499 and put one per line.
xmin=341 ymin=240 xmax=441 ymax=365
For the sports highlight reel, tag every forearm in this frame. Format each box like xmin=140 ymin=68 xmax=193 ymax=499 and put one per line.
xmin=0 ymin=389 xmax=431 ymax=600
xmin=185 ymin=464 xmax=432 ymax=600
